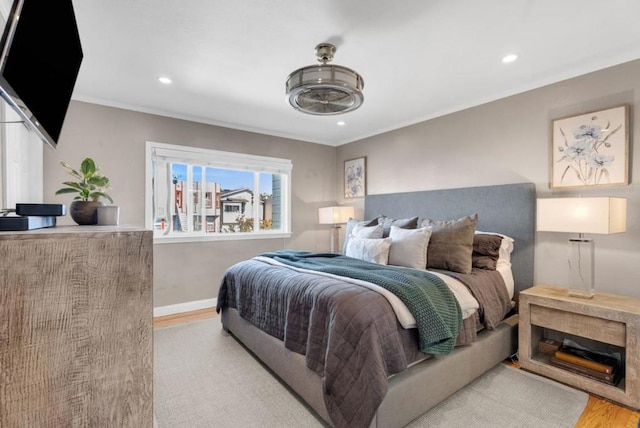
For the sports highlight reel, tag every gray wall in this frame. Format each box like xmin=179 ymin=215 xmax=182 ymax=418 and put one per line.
xmin=42 ymin=58 xmax=640 ymax=307
xmin=337 ymin=59 xmax=640 ymax=298
xmin=43 ymin=102 xmax=338 ymax=307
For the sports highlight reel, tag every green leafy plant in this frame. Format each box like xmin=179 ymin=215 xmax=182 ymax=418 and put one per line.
xmin=55 ymin=157 xmax=113 ymax=203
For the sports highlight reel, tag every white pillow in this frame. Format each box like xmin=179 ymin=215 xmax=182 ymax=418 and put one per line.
xmin=342 ymin=218 xmax=379 ymax=254
xmin=388 ymin=226 xmax=432 ymax=269
xmin=351 ymin=223 xmax=383 ymax=239
xmin=475 ymin=231 xmax=514 ymax=267
xmin=346 ymin=237 xmax=392 ymax=265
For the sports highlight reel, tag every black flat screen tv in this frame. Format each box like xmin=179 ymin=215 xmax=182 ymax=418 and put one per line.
xmin=0 ymin=0 xmax=83 ymax=149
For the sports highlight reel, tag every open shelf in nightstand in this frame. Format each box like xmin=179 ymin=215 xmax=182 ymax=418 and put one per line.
xmin=529 ymin=336 xmax=626 ymax=392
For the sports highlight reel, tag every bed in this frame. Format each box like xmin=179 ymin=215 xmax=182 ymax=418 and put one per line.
xmin=217 ymin=182 xmax=535 ymax=427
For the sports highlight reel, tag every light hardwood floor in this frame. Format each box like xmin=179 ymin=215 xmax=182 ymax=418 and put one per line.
xmin=153 ymin=307 xmax=217 ymax=329
xmin=154 ymin=309 xmax=640 ymax=428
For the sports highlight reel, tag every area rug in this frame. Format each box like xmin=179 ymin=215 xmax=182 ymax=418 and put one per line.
xmin=154 ymin=318 xmax=588 ymax=428
xmin=406 ymin=363 xmax=588 ymax=427
xmin=154 ymin=319 xmax=324 ymax=428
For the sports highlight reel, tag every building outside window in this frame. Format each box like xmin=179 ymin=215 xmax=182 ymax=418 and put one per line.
xmin=146 ymin=142 xmax=292 ymax=242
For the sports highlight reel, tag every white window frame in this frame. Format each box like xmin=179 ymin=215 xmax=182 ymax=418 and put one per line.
xmin=145 ymin=141 xmax=292 ymax=243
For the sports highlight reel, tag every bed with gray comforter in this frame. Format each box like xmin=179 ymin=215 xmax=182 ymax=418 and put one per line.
xmin=216 ymin=183 xmax=535 ymax=428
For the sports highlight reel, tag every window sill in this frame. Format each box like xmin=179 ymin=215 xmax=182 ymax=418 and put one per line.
xmin=153 ymin=232 xmax=291 ymax=244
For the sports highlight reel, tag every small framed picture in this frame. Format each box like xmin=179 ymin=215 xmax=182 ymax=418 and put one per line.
xmin=344 ymin=157 xmax=366 ymax=198
xmin=551 ymin=105 xmax=629 ymax=189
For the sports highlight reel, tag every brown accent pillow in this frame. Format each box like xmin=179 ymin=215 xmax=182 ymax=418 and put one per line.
xmin=472 ymin=233 xmax=503 ymax=270
xmin=378 ymin=216 xmax=419 ymax=237
xmin=422 ymin=214 xmax=478 ymax=274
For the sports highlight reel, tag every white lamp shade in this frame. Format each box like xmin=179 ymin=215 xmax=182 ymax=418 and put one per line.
xmin=537 ymin=197 xmax=626 ymax=234
xmin=318 ymin=206 xmax=355 ymax=225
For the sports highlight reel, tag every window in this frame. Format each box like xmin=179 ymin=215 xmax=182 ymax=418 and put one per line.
xmin=146 ymin=142 xmax=292 ymax=242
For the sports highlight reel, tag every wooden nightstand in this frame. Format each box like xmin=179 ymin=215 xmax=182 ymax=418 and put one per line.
xmin=519 ymin=285 xmax=640 ymax=409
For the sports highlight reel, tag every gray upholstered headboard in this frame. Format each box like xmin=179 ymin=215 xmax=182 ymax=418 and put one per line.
xmin=364 ymin=182 xmax=535 ymax=294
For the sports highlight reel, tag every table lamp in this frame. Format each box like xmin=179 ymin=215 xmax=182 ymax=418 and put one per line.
xmin=318 ymin=206 xmax=355 ymax=253
xmin=537 ymin=197 xmax=627 ymax=299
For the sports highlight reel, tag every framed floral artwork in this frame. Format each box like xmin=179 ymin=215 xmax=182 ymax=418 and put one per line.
xmin=344 ymin=157 xmax=366 ymax=198
xmin=551 ymin=105 xmax=629 ymax=189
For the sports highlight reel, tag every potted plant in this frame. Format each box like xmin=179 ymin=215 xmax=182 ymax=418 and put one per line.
xmin=55 ymin=157 xmax=113 ymax=225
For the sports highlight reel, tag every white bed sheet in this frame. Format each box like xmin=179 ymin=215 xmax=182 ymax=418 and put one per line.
xmin=497 ymin=263 xmax=514 ymax=299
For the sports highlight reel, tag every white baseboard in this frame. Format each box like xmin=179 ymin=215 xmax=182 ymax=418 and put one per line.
xmin=153 ymin=298 xmax=217 ymax=318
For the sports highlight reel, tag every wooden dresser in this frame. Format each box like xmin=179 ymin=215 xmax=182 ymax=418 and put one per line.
xmin=0 ymin=226 xmax=153 ymax=427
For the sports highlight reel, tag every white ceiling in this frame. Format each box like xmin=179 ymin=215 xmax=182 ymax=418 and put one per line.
xmin=43 ymin=1 xmax=640 ymax=145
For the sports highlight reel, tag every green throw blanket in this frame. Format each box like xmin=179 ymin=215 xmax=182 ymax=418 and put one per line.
xmin=260 ymin=250 xmax=462 ymax=354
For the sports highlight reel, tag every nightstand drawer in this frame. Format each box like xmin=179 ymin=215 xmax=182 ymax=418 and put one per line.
xmin=530 ymin=304 xmax=626 ymax=347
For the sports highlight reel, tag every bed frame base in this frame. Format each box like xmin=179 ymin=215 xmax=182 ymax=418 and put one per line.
xmin=221 ymin=308 xmax=518 ymax=428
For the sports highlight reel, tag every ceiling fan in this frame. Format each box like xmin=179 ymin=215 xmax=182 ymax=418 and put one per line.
xmin=285 ymin=43 xmax=364 ymax=115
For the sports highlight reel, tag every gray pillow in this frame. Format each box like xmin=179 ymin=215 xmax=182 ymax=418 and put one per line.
xmin=422 ymin=214 xmax=478 ymax=274
xmin=378 ymin=216 xmax=419 ymax=237
xmin=342 ymin=217 xmax=379 ymax=254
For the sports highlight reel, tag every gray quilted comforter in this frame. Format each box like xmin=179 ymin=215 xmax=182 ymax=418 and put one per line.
xmin=216 ymin=252 xmax=509 ymax=428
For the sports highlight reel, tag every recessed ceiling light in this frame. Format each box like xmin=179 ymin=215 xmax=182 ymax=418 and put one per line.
xmin=337 ymin=121 xmax=346 ymax=126
xmin=502 ymin=54 xmax=518 ymax=64
xmin=158 ymin=76 xmax=172 ymax=84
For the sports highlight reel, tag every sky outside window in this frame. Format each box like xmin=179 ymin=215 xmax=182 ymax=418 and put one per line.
xmin=172 ymin=164 xmax=272 ymax=193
